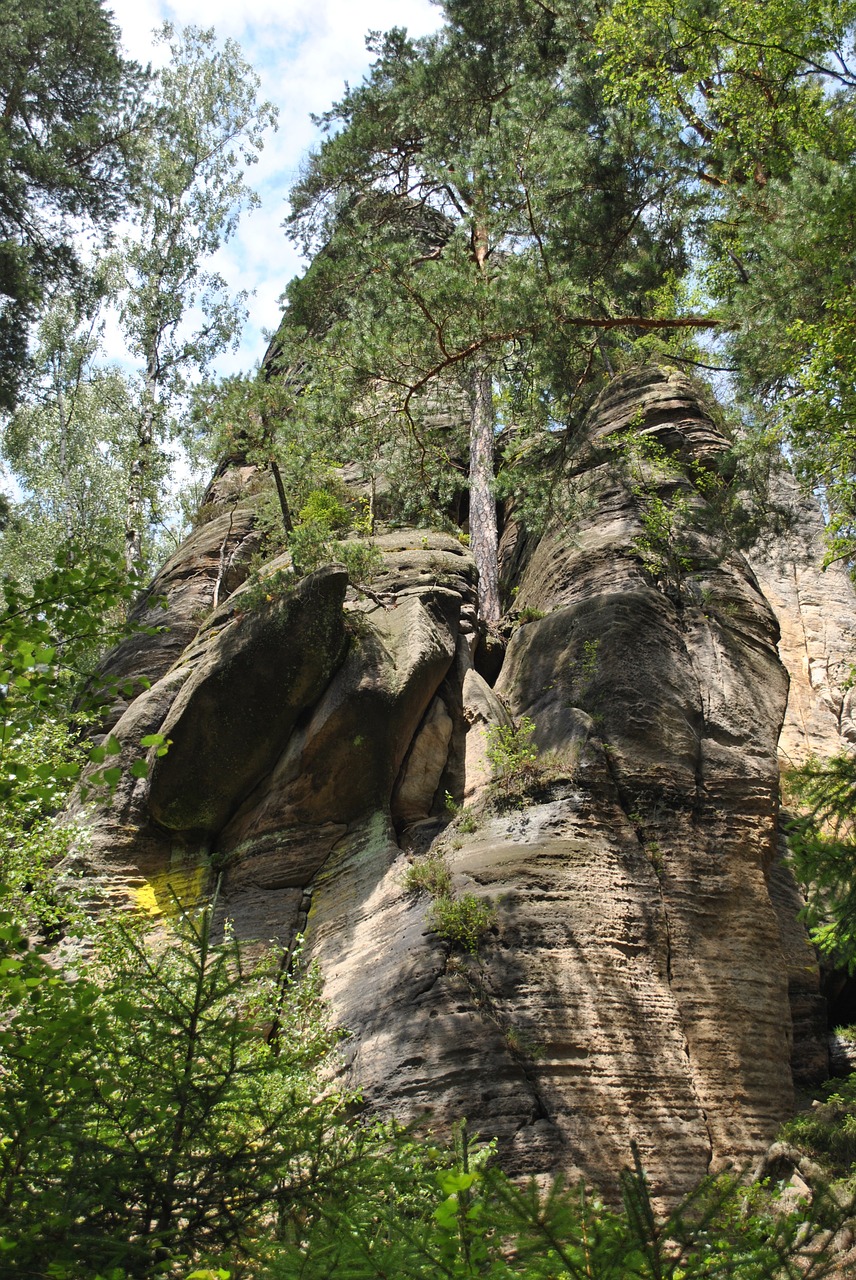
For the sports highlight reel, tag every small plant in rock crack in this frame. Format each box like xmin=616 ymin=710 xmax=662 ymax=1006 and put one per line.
xmin=444 ymin=794 xmax=479 ymax=833
xmin=504 ymin=1024 xmax=543 ymax=1059
xmin=580 ymin=637 xmax=600 ymax=677
xmin=403 ymin=853 xmax=453 ymax=900
xmin=429 ymin=893 xmax=496 ymax=954
xmin=403 ymin=854 xmax=495 ymax=954
xmin=515 ymin=606 xmax=546 ymax=625
xmin=483 ymin=716 xmax=537 ymax=783
xmin=486 ymin=716 xmax=542 ymax=801
xmin=646 ymin=841 xmax=664 ymax=876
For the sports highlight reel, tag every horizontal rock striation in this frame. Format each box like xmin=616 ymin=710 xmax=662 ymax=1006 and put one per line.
xmin=66 ymin=365 xmax=849 ymax=1199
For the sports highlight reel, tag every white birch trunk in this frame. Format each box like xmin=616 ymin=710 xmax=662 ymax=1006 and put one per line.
xmin=125 ymin=357 xmax=157 ymax=575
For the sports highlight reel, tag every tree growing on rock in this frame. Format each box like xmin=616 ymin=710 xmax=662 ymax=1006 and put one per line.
xmin=285 ymin=1 xmax=704 ymax=625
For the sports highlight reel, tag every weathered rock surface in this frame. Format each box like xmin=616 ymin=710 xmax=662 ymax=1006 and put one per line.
xmin=94 ymin=464 xmax=264 ymax=730
xmin=485 ymin=369 xmax=794 ymax=1183
xmin=148 ymin=564 xmax=350 ymax=835
xmin=66 ymin=365 xmax=856 ymax=1199
xmin=747 ymin=469 xmax=856 ymax=767
xmin=768 ymin=845 xmax=830 ymax=1089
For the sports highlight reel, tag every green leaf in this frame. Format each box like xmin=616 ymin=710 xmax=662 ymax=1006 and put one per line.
xmin=437 ymin=1170 xmax=478 ymax=1195
xmin=433 ymin=1195 xmax=460 ymax=1230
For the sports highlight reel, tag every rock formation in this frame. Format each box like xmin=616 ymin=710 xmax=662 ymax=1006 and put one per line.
xmin=66 ymin=365 xmax=856 ymax=1200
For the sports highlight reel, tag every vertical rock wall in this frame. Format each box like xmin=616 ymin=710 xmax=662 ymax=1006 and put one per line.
xmin=66 ymin=365 xmax=854 ymax=1199
xmin=748 ymin=470 xmax=856 ymax=767
xmin=747 ymin=471 xmax=856 ymax=1086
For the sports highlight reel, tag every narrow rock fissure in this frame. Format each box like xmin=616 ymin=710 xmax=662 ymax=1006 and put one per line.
xmin=211 ymin=506 xmax=236 ymax=612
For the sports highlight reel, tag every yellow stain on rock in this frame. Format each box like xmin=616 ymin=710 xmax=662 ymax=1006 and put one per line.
xmin=131 ymin=864 xmax=207 ymax=917
xmin=132 ymin=882 xmax=161 ymax=915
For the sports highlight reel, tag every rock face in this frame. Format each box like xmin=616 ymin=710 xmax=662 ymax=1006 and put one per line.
xmin=744 ymin=471 xmax=856 ymax=1088
xmin=747 ymin=469 xmax=856 ymax=767
xmin=69 ymin=365 xmax=855 ymax=1199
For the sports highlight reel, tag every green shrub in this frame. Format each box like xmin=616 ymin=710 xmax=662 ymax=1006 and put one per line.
xmin=0 ymin=898 xmax=347 ymax=1277
xmin=297 ymin=488 xmax=352 ymax=531
xmin=785 ymin=752 xmax=856 ymax=970
xmin=782 ymin=1075 xmax=856 ymax=1182
xmin=240 ymin=564 xmax=295 ymax=612
xmin=486 ymin=716 xmax=542 ymax=801
xmin=429 ymin=892 xmax=496 ymax=953
xmin=288 ymin=519 xmax=333 ymax=576
xmin=335 ymin=538 xmax=383 ymax=586
xmin=403 ymin=853 xmax=453 ymax=900
xmin=266 ymin=1125 xmax=842 ymax=1280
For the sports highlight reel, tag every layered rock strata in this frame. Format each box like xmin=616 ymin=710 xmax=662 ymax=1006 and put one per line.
xmin=69 ymin=366 xmax=845 ymax=1199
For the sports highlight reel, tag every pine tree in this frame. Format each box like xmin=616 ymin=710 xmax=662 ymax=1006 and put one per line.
xmin=0 ymin=0 xmax=144 ymax=410
xmin=597 ymin=0 xmax=856 ymax=555
xmin=285 ymin=3 xmax=700 ymax=624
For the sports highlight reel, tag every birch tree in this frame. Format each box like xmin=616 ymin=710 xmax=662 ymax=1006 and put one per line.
xmin=116 ymin=24 xmax=277 ymax=572
xmin=1 ymin=292 xmax=137 ymax=583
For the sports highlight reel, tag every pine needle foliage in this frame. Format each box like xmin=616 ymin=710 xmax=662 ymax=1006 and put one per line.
xmin=0 ymin=897 xmax=349 ymax=1277
xmin=785 ymin=753 xmax=856 ymax=970
xmin=264 ymin=1126 xmax=844 ymax=1280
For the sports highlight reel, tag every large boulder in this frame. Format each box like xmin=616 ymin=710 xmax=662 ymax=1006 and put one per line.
xmin=147 ymin=565 xmax=350 ymax=835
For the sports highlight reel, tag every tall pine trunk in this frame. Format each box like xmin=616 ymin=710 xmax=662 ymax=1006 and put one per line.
xmin=469 ymin=345 xmax=500 ymax=625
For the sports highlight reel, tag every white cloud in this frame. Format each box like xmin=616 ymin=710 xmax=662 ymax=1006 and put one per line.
xmin=106 ymin=0 xmax=442 ymax=374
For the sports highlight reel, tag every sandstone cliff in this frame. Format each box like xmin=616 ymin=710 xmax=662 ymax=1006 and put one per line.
xmin=66 ymin=365 xmax=856 ymax=1200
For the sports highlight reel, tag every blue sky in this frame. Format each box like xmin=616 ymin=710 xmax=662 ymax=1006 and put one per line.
xmin=107 ymin=0 xmax=442 ymax=374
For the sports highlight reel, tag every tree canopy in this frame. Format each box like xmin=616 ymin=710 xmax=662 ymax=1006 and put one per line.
xmin=0 ymin=0 xmax=144 ymax=409
xmin=0 ymin=22 xmax=277 ymax=582
xmin=282 ymin=3 xmax=700 ymax=619
xmin=597 ymin=0 xmax=856 ymax=555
